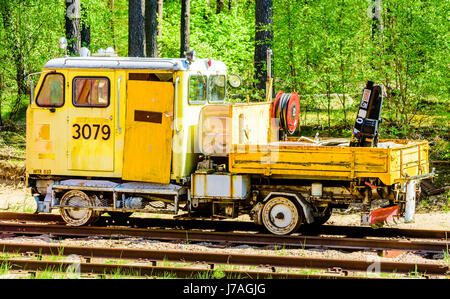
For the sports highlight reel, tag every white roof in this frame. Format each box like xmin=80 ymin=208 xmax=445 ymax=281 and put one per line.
xmin=44 ymin=56 xmax=227 ymax=72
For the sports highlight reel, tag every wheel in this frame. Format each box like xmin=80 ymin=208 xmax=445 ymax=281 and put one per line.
xmin=261 ymin=196 xmax=302 ymax=235
xmin=312 ymin=207 xmax=332 ymax=226
xmin=60 ymin=190 xmax=98 ymax=226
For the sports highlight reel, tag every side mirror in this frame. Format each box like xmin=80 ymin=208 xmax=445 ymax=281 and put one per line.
xmin=27 ymin=74 xmax=35 ymax=105
xmin=228 ymin=74 xmax=242 ymax=88
xmin=27 ymin=71 xmax=52 ymax=105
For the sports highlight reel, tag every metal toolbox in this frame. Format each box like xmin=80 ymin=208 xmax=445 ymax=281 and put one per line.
xmin=191 ymin=172 xmax=250 ymax=200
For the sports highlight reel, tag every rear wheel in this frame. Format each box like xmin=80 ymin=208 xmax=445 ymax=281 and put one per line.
xmin=60 ymin=190 xmax=98 ymax=226
xmin=312 ymin=207 xmax=332 ymax=226
xmin=261 ymin=196 xmax=302 ymax=235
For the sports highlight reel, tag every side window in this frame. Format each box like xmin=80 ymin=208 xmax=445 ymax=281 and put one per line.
xmin=208 ymin=75 xmax=226 ymax=103
xmin=73 ymin=77 xmax=110 ymax=107
xmin=188 ymin=75 xmax=207 ymax=104
xmin=36 ymin=73 xmax=64 ymax=107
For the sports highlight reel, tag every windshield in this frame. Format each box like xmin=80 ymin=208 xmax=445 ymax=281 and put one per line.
xmin=208 ymin=75 xmax=226 ymax=103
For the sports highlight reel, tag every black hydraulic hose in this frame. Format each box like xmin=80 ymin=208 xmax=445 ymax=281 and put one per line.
xmin=279 ymin=93 xmax=294 ymax=135
xmin=273 ymin=91 xmax=300 ymax=136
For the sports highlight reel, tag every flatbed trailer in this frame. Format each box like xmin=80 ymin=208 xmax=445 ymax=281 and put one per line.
xmin=193 ymin=101 xmax=434 ymax=233
xmin=229 ymin=138 xmax=430 ymax=186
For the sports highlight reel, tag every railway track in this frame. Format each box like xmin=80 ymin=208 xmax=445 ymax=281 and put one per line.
xmin=0 ymin=221 xmax=448 ymax=254
xmin=1 ymin=242 xmax=448 ymax=278
xmin=0 ymin=212 xmax=448 ymax=279
xmin=1 ymin=212 xmax=448 ymax=239
xmin=2 ymin=258 xmax=337 ymax=279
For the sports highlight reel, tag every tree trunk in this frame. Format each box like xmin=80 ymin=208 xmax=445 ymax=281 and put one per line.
xmin=0 ymin=74 xmax=3 ymax=127
xmin=65 ymin=0 xmax=81 ymax=55
xmin=338 ymin=0 xmax=347 ymax=127
xmin=157 ymin=0 xmax=163 ymax=56
xmin=254 ymin=0 xmax=273 ymax=92
xmin=108 ymin=0 xmax=117 ymax=49
xmin=145 ymin=0 xmax=158 ymax=57
xmin=157 ymin=0 xmax=163 ymax=37
xmin=11 ymin=64 xmax=26 ymax=120
xmin=371 ymin=0 xmax=383 ymax=71
xmin=81 ymin=24 xmax=90 ymax=49
xmin=80 ymin=4 xmax=90 ymax=49
xmin=217 ymin=0 xmax=224 ymax=14
xmin=287 ymin=2 xmax=296 ymax=82
xmin=371 ymin=0 xmax=383 ymax=40
xmin=129 ymin=0 xmax=145 ymax=57
xmin=180 ymin=0 xmax=190 ymax=58
xmin=0 ymin=1 xmax=26 ymax=120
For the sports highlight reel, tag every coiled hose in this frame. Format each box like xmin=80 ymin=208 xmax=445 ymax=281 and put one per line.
xmin=272 ymin=91 xmax=300 ymax=135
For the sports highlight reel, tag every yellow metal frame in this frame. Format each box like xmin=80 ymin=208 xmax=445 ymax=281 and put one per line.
xmin=229 ymin=139 xmax=430 ymax=185
xmin=122 ymin=80 xmax=174 ymax=183
xmin=27 ymin=68 xmax=125 ymax=178
xmin=26 ymin=59 xmax=228 ymax=184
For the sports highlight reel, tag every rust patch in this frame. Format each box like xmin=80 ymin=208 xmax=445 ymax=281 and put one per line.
xmin=37 ymin=153 xmax=55 ymax=160
xmin=33 ymin=141 xmax=53 ymax=152
xmin=378 ymin=250 xmax=406 ymax=258
xmin=37 ymin=124 xmax=50 ymax=140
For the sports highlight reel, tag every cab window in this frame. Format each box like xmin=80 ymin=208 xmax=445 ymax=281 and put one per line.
xmin=73 ymin=77 xmax=109 ymax=107
xmin=35 ymin=73 xmax=64 ymax=107
xmin=208 ymin=75 xmax=226 ymax=103
xmin=188 ymin=75 xmax=207 ymax=104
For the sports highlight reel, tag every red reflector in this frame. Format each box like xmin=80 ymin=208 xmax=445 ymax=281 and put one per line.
xmin=369 ymin=206 xmax=399 ymax=226
xmin=208 ymin=59 xmax=212 ymax=67
xmin=364 ymin=181 xmax=377 ymax=190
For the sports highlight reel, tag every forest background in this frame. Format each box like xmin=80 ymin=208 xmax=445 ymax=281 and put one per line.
xmin=0 ymin=0 xmax=448 ymax=167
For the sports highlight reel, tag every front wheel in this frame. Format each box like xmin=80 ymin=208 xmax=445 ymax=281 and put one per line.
xmin=60 ymin=190 xmax=99 ymax=226
xmin=261 ymin=196 xmax=303 ymax=235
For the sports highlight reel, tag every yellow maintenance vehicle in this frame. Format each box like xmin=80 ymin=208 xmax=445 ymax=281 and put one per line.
xmin=26 ymin=51 xmax=434 ymax=234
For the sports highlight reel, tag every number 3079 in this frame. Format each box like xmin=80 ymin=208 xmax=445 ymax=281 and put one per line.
xmin=72 ymin=124 xmax=111 ymax=140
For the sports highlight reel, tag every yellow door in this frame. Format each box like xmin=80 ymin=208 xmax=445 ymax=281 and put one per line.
xmin=123 ymin=80 xmax=174 ymax=183
xmin=67 ymin=71 xmax=115 ymax=172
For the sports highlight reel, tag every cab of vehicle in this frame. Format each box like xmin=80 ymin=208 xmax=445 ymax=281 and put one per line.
xmin=26 ymin=55 xmax=231 ymax=194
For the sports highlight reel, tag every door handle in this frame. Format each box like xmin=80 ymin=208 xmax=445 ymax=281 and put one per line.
xmin=173 ymin=76 xmax=180 ymax=133
xmin=117 ymin=76 xmax=122 ymax=134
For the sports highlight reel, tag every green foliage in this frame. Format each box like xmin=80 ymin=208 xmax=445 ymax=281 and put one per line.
xmin=375 ymin=0 xmax=449 ymax=130
xmin=158 ymin=0 xmax=255 ymax=95
xmin=0 ymin=0 xmax=65 ymax=120
xmin=0 ymin=0 xmax=447 ymax=140
xmin=273 ymin=0 xmax=370 ymax=130
xmin=272 ymin=0 xmax=448 ymax=136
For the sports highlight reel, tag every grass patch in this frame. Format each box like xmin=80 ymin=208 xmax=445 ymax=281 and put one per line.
xmin=0 ymin=118 xmax=26 ymax=164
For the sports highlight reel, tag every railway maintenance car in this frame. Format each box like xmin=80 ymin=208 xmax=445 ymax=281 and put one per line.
xmin=26 ymin=52 xmax=434 ymax=234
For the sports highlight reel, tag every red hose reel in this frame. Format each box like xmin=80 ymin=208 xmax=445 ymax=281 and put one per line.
xmin=272 ymin=91 xmax=300 ymax=135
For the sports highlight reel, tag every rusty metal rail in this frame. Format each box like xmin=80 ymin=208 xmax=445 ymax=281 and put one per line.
xmin=0 ymin=222 xmax=448 ymax=254
xmin=1 ymin=242 xmax=448 ymax=276
xmin=0 ymin=258 xmax=359 ymax=279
